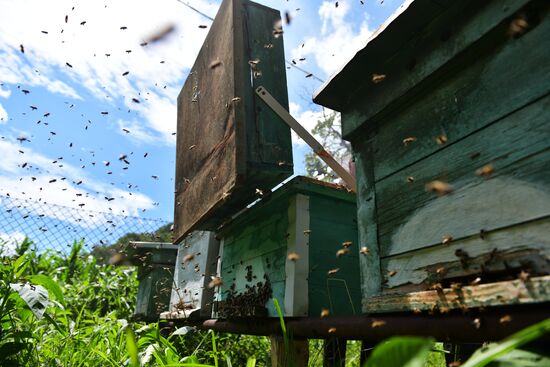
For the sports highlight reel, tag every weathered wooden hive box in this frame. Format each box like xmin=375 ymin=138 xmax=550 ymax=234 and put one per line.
xmin=166 ymin=231 xmax=220 ymax=319
xmin=314 ymin=0 xmax=550 ymax=313
xmin=174 ymin=0 xmax=292 ymax=243
xmin=214 ymin=176 xmax=361 ymax=318
xmin=126 ymin=242 xmax=177 ymax=321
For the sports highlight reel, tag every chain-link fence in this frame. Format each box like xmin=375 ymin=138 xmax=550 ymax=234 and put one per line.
xmin=0 ymin=194 xmax=171 ymax=256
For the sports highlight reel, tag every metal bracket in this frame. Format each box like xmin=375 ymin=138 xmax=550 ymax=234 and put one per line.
xmin=255 ymin=86 xmax=357 ymax=192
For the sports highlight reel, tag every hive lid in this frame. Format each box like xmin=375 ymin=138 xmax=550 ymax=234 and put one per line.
xmin=313 ymin=0 xmax=446 ymax=111
xmin=174 ymin=0 xmax=293 ymax=243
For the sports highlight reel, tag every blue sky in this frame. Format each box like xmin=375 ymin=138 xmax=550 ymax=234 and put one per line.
xmin=0 ymin=0 xmax=404 ymax=235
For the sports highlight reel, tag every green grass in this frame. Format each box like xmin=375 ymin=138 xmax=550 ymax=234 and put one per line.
xmin=1 ymin=239 xmax=548 ymax=366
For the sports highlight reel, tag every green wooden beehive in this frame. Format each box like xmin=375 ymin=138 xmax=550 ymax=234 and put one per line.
xmin=125 ymin=242 xmax=178 ymax=321
xmin=314 ymin=0 xmax=550 ymax=313
xmin=214 ymin=176 xmax=361 ymax=318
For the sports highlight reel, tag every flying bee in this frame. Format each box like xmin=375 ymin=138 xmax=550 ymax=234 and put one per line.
xmin=360 ymin=246 xmax=369 ymax=255
xmin=342 ymin=241 xmax=352 ymax=248
xmin=442 ymin=235 xmax=453 ymax=245
xmin=371 ymin=320 xmax=386 ymax=328
xmin=320 ymin=308 xmax=329 ymax=317
xmin=336 ymin=248 xmax=349 ymax=257
xmin=372 ymin=73 xmax=386 ymax=83
xmin=402 ymin=136 xmax=416 ymax=146
xmin=287 ymin=252 xmax=300 ymax=261
xmin=327 ymin=268 xmax=340 ymax=275
xmin=425 ymin=180 xmax=453 ymax=196
xmin=476 ymin=163 xmax=494 ymax=177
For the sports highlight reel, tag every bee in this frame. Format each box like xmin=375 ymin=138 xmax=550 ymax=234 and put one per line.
xmin=342 ymin=241 xmax=352 ymax=248
xmin=387 ymin=270 xmax=397 ymax=277
xmin=402 ymin=137 xmax=416 ymax=146
xmin=406 ymin=176 xmax=415 ymax=183
xmin=303 ymin=229 xmax=312 ymax=235
xmin=122 ymin=71 xmax=129 ymax=76
xmin=198 ymin=25 xmax=208 ymax=29
xmin=336 ymin=248 xmax=349 ymax=257
xmin=188 ymin=145 xmax=196 ymax=150
xmin=231 ymin=97 xmax=241 ymax=103
xmin=327 ymin=268 xmax=340 ymax=275
xmin=371 ymin=320 xmax=386 ymax=328
xmin=435 ymin=135 xmax=448 ymax=145
xmin=425 ymin=180 xmax=453 ymax=196
xmin=476 ymin=164 xmax=494 ymax=177
xmin=472 ymin=318 xmax=481 ymax=329
xmin=287 ymin=252 xmax=300 ymax=261
xmin=208 ymin=276 xmax=223 ymax=288
xmin=500 ymin=315 xmax=512 ymax=324
xmin=328 ymin=327 xmax=337 ymax=334
xmin=360 ymin=246 xmax=369 ymax=255
xmin=320 ymin=308 xmax=329 ymax=317
xmin=209 ymin=59 xmax=222 ymax=69
xmin=372 ymin=74 xmax=386 ymax=83
xmin=183 ymin=254 xmax=194 ymax=263
xmin=442 ymin=235 xmax=453 ymax=245
xmin=255 ymin=188 xmax=264 ymax=197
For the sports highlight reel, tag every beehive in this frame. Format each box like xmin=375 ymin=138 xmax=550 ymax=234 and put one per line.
xmin=214 ymin=176 xmax=361 ymax=318
xmin=126 ymin=242 xmax=177 ymax=321
xmin=314 ymin=0 xmax=550 ymax=313
xmin=174 ymin=0 xmax=292 ymax=243
xmin=167 ymin=231 xmax=220 ymax=319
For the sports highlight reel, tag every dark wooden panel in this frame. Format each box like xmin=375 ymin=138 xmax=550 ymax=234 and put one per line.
xmin=370 ymin=8 xmax=550 ymax=181
xmin=174 ymin=0 xmax=292 ymax=243
xmin=376 ymin=94 xmax=550 ymax=258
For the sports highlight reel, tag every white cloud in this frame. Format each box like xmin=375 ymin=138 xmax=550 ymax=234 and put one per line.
xmin=0 ymin=0 xmax=219 ymax=145
xmin=289 ymin=101 xmax=334 ymax=146
xmin=0 ymin=137 xmax=155 ymax=222
xmin=291 ymin=1 xmax=373 ymax=77
xmin=0 ymin=230 xmax=25 ymax=256
xmin=0 ymin=103 xmax=7 ymax=123
xmin=0 ymin=85 xmax=11 ymax=98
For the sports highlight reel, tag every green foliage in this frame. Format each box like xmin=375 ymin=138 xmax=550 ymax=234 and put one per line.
xmin=91 ymin=222 xmax=173 ymax=264
xmin=304 ymin=111 xmax=352 ymax=182
xmin=364 ymin=337 xmax=435 ymax=367
xmin=2 ymin=238 xmax=548 ymax=366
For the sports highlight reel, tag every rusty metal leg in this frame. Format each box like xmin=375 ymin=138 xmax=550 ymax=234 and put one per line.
xmin=323 ymin=337 xmax=346 ymax=367
xmin=270 ymin=335 xmax=309 ymax=367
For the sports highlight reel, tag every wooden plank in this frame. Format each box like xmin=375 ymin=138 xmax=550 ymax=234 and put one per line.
xmin=365 ymin=275 xmax=550 ymax=313
xmin=174 ymin=0 xmax=292 ymax=242
xmin=377 ymin=94 xmax=550 ymax=257
xmin=381 ymin=216 xmax=550 ymax=290
xmin=284 ymin=194 xmax=310 ymax=317
xmin=354 ymin=139 xmax=383 ymax=309
xmin=338 ymin=0 xmax=540 ymax=139
xmin=370 ymin=7 xmax=550 ymax=181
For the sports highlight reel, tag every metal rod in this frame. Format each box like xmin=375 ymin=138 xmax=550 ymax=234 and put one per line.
xmin=165 ymin=303 xmax=550 ymax=342
xmin=255 ymin=86 xmax=357 ymax=192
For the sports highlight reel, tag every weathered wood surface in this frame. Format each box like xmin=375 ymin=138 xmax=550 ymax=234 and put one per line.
xmin=314 ymin=0 xmax=534 ymax=135
xmin=365 ymin=275 xmax=550 ymax=313
xmin=377 ymin=94 xmax=550 ymax=258
xmin=270 ymin=336 xmax=309 ymax=367
xmin=370 ymin=7 xmax=550 ymax=181
xmin=174 ymin=0 xmax=291 ymax=242
xmin=354 ymin=140 xmax=382 ymax=301
xmin=382 ymin=216 xmax=550 ymax=290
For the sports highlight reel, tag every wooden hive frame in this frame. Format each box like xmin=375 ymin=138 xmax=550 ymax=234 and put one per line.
xmin=174 ymin=0 xmax=292 ymax=243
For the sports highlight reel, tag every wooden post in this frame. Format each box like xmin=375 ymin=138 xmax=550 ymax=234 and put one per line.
xmin=270 ymin=335 xmax=309 ymax=367
xmin=323 ymin=337 xmax=346 ymax=367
